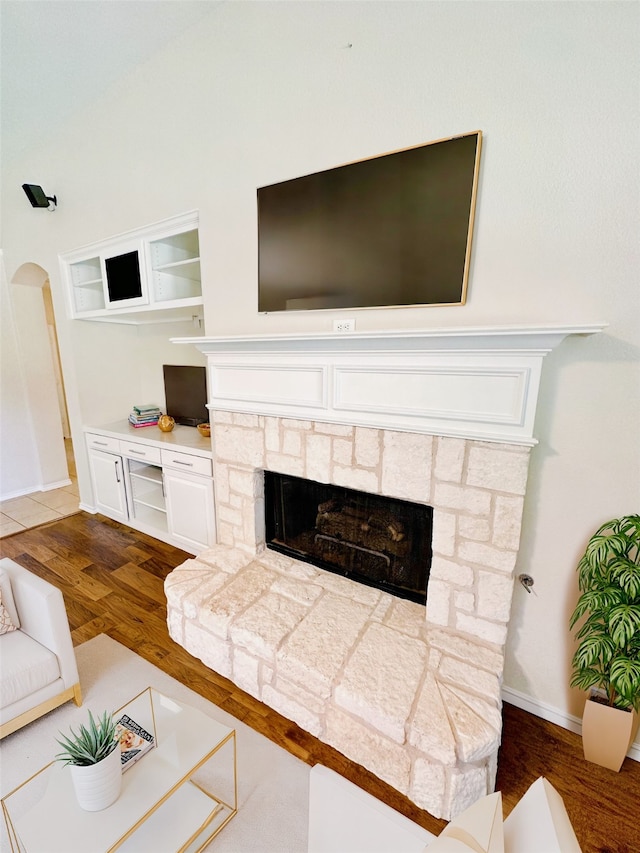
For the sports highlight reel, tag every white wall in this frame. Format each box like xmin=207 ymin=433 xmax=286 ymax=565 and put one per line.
xmin=0 ymin=255 xmax=40 ymax=497
xmin=1 ymin=2 xmax=638 ymax=731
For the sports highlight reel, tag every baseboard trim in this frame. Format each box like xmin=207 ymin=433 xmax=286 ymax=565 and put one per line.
xmin=1 ymin=479 xmax=73 ymax=502
xmin=41 ymin=478 xmax=72 ymax=492
xmin=502 ymin=685 xmax=640 ymax=762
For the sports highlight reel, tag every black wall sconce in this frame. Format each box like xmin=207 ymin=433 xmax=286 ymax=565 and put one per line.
xmin=22 ymin=183 xmax=57 ymax=211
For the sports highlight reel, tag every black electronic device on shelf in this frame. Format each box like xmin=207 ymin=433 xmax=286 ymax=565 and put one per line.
xmin=104 ymin=251 xmax=143 ymax=303
xmin=162 ymin=365 xmax=208 ymax=427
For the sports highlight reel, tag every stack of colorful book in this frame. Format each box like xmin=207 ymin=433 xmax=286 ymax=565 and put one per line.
xmin=128 ymin=404 xmax=162 ymax=428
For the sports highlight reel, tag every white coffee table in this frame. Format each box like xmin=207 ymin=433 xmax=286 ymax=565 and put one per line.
xmin=2 ymin=687 xmax=237 ymax=853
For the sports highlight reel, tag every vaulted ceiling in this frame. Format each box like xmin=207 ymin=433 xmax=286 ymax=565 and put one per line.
xmin=1 ymin=1 xmax=218 ymax=165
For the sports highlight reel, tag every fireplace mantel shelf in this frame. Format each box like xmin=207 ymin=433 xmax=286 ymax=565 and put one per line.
xmin=174 ymin=323 xmax=605 ymax=354
xmin=174 ymin=324 xmax=605 ymax=446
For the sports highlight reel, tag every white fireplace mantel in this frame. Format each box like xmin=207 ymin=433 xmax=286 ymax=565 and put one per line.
xmin=173 ymin=324 xmax=605 ymax=446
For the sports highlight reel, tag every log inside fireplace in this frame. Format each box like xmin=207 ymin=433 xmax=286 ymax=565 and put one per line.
xmin=264 ymin=472 xmax=432 ymax=604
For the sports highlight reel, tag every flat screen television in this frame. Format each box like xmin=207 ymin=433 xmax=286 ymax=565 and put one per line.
xmin=163 ymin=365 xmax=208 ymax=427
xmin=257 ymin=130 xmax=482 ymax=313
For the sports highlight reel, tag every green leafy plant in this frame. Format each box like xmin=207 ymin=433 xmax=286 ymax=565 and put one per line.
xmin=570 ymin=515 xmax=640 ymax=711
xmin=55 ymin=710 xmax=118 ymax=766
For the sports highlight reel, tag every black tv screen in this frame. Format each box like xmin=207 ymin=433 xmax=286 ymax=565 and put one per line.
xmin=163 ymin=365 xmax=208 ymax=427
xmin=257 ymin=131 xmax=482 ymax=312
xmin=105 ymin=251 xmax=142 ymax=303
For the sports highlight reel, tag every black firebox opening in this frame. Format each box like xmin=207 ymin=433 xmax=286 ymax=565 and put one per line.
xmin=264 ymin=472 xmax=432 ymax=604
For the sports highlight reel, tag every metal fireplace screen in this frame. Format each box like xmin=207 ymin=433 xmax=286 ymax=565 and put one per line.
xmin=264 ymin=472 xmax=432 ymax=604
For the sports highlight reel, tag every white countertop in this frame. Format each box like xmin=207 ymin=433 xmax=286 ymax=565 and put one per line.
xmin=84 ymin=420 xmax=212 ymax=458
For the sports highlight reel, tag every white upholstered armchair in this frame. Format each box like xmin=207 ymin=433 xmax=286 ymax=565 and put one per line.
xmin=0 ymin=557 xmax=82 ymax=739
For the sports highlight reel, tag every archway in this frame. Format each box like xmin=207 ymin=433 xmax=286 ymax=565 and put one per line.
xmin=8 ymin=262 xmax=71 ymax=491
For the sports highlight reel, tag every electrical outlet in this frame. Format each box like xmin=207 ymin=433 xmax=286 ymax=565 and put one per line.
xmin=333 ymin=319 xmax=355 ymax=333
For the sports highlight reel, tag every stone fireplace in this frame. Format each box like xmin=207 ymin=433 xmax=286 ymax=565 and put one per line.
xmin=264 ymin=471 xmax=433 ymax=604
xmin=165 ymin=325 xmax=601 ymax=820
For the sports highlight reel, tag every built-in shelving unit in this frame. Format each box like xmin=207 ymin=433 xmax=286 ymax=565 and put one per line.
xmin=128 ymin=460 xmax=167 ymax=530
xmin=61 ymin=211 xmax=202 ymax=324
xmin=84 ymin=422 xmax=215 ymax=554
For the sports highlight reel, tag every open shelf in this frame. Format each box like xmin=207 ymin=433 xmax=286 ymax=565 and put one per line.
xmin=129 ymin=464 xmax=163 ymax=485
xmin=75 ymin=277 xmax=103 ymax=288
xmin=132 ymin=502 xmax=168 ymax=531
xmin=69 ymin=256 xmax=105 ymax=313
xmin=149 ymin=230 xmax=200 ymax=267
xmin=133 ymin=492 xmax=167 ymax=513
xmin=149 ymin=229 xmax=201 ymax=303
xmin=129 ymin=460 xmax=166 ymax=519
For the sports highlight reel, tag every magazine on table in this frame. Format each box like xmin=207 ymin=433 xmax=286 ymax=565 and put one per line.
xmin=114 ymin=713 xmax=156 ymax=770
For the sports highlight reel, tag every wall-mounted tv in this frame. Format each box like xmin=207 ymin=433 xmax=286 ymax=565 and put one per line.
xmin=163 ymin=365 xmax=208 ymax=427
xmin=257 ymin=131 xmax=482 ymax=313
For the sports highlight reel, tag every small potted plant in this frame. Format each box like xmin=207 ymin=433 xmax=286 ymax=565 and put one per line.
xmin=569 ymin=514 xmax=640 ymax=770
xmin=56 ymin=709 xmax=121 ymax=810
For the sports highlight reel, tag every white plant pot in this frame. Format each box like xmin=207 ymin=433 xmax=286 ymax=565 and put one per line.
xmin=582 ymin=697 xmax=639 ymax=772
xmin=70 ymin=746 xmax=122 ymax=811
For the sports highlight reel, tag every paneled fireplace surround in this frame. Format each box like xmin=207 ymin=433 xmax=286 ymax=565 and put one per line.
xmin=165 ymin=326 xmax=601 ymax=820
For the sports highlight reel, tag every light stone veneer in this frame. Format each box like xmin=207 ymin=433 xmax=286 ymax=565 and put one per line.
xmin=165 ymin=413 xmax=531 ymax=820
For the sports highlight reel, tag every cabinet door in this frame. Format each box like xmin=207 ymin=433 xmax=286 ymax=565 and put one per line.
xmin=88 ymin=449 xmax=129 ymax=522
xmin=164 ymin=468 xmax=215 ymax=553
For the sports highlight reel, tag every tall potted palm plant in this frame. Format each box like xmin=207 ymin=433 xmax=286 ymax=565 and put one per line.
xmin=569 ymin=514 xmax=640 ymax=770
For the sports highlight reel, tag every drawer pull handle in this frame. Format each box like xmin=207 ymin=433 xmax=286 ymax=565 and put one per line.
xmin=171 ymin=459 xmax=193 ymax=467
xmin=93 ymin=441 xmax=108 ymax=446
xmin=128 ymin=449 xmax=145 ymax=455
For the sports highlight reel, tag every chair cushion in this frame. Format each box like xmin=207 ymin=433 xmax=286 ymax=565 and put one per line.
xmin=0 ymin=569 xmax=20 ymax=630
xmin=0 ymin=630 xmax=61 ymax=707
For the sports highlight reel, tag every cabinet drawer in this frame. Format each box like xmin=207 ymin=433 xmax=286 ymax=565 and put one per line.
xmin=161 ymin=449 xmax=212 ymax=477
xmin=121 ymin=441 xmax=162 ymax=465
xmin=86 ymin=433 xmax=121 ymax=453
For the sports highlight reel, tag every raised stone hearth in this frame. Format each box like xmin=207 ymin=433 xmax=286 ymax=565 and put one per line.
xmin=166 ymin=545 xmax=504 ymax=820
xmin=166 ymin=414 xmax=529 ymax=820
xmin=166 ymin=326 xmax=602 ymax=820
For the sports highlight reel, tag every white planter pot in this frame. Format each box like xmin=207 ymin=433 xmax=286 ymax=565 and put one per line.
xmin=582 ymin=698 xmax=639 ymax=772
xmin=69 ymin=746 xmax=122 ymax=811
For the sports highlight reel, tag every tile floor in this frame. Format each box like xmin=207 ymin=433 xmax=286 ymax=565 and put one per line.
xmin=0 ymin=439 xmax=80 ymax=538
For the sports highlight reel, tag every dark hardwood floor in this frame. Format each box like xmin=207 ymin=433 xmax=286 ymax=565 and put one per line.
xmin=2 ymin=512 xmax=639 ymax=852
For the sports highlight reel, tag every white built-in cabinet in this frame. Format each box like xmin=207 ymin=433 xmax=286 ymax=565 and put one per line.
xmin=85 ymin=423 xmax=215 ymax=554
xmin=61 ymin=212 xmax=202 ymax=324
xmin=163 ymin=462 xmax=216 ymax=554
xmin=87 ymin=444 xmax=129 ymax=523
